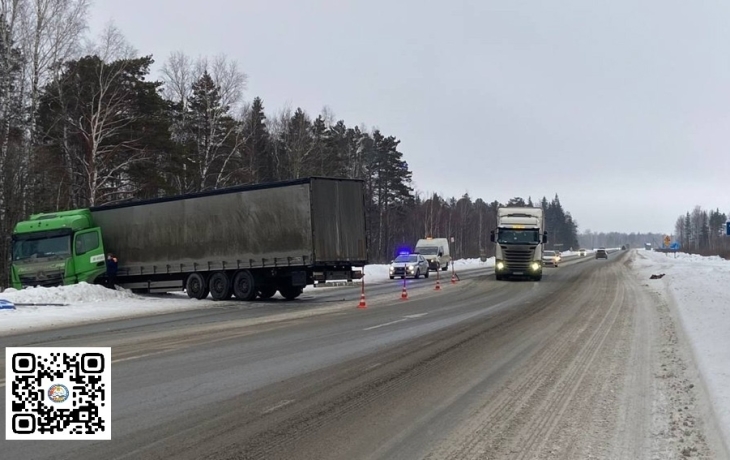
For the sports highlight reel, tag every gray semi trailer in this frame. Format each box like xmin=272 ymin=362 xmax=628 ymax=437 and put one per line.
xmin=11 ymin=177 xmax=368 ymax=301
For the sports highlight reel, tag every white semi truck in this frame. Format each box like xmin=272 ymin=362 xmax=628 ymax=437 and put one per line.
xmin=490 ymin=207 xmax=547 ymax=281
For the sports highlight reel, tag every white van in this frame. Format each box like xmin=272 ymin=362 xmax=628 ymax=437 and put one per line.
xmin=414 ymin=237 xmax=451 ymax=271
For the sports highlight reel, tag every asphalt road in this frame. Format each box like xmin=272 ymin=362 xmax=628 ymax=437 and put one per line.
xmin=1 ymin=250 xmax=723 ymax=459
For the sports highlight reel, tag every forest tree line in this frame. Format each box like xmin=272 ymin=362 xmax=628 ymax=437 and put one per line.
xmin=674 ymin=206 xmax=730 ymax=259
xmin=0 ymin=1 xmax=580 ymax=287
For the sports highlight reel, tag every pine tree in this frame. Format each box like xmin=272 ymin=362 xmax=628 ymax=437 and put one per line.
xmin=241 ymin=97 xmax=271 ymax=183
xmin=369 ymin=130 xmax=413 ymax=260
xmin=185 ymin=71 xmax=240 ymax=191
xmin=283 ymin=108 xmax=314 ymax=179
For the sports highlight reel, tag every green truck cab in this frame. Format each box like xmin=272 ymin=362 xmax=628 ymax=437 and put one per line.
xmin=10 ymin=209 xmax=107 ymax=289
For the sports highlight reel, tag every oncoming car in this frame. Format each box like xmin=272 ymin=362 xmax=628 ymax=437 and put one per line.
xmin=579 ymin=248 xmax=587 ymax=256
xmin=542 ymin=250 xmax=560 ymax=267
xmin=596 ymin=248 xmax=608 ymax=259
xmin=389 ymin=252 xmax=430 ymax=279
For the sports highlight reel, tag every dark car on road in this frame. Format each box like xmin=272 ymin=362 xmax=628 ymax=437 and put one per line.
xmin=596 ymin=248 xmax=608 ymax=259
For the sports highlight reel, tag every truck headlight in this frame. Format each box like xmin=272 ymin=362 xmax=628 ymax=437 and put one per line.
xmin=496 ymin=261 xmax=505 ymax=270
xmin=531 ymin=262 xmax=540 ymax=270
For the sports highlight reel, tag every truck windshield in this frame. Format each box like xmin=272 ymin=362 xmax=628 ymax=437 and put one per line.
xmin=12 ymin=235 xmax=72 ymax=261
xmin=417 ymin=246 xmax=439 ymax=255
xmin=497 ymin=229 xmax=540 ymax=244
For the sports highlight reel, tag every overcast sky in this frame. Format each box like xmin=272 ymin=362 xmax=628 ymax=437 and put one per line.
xmin=90 ymin=0 xmax=730 ymax=234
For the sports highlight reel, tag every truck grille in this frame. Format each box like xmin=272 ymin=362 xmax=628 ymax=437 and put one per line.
xmin=19 ymin=270 xmax=64 ymax=288
xmin=504 ymin=248 xmax=534 ymax=270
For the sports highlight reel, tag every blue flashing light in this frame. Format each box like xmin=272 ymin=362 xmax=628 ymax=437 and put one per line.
xmin=397 ymin=247 xmax=411 ymax=256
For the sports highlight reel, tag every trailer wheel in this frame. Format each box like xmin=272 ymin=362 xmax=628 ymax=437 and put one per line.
xmin=186 ymin=273 xmax=209 ymax=299
xmin=257 ymin=286 xmax=277 ymax=300
xmin=209 ymin=271 xmax=232 ymax=301
xmin=279 ymin=286 xmax=303 ymax=300
xmin=232 ymin=270 xmax=256 ymax=301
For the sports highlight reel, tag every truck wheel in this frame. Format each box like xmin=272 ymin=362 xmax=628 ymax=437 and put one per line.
xmin=279 ymin=286 xmax=303 ymax=300
xmin=495 ymin=274 xmax=503 ymax=281
xmin=533 ymin=275 xmax=543 ymax=281
xmin=257 ymin=286 xmax=277 ymax=300
xmin=425 ymin=270 xmax=430 ymax=278
xmin=232 ymin=270 xmax=256 ymax=301
xmin=442 ymin=265 xmax=448 ymax=271
xmin=209 ymin=272 xmax=232 ymax=301
xmin=186 ymin=273 xmax=209 ymax=299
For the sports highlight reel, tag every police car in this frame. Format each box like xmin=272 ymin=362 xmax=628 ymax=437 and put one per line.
xmin=389 ymin=251 xmax=430 ymax=279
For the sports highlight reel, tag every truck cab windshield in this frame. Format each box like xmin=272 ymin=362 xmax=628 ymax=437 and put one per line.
xmin=12 ymin=235 xmax=71 ymax=261
xmin=497 ymin=229 xmax=540 ymax=244
xmin=417 ymin=247 xmax=439 ymax=255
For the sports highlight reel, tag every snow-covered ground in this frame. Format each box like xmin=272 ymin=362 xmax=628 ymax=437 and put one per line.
xmin=630 ymin=249 xmax=730 ymax=446
xmin=2 ymin=249 xmax=729 ymax=442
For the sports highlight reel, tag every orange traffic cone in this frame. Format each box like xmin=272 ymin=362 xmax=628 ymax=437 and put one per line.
xmin=401 ymin=285 xmax=408 ymax=300
xmin=451 ymin=273 xmax=458 ymax=284
xmin=358 ymin=292 xmax=367 ymax=308
xmin=434 ymin=278 xmax=441 ymax=291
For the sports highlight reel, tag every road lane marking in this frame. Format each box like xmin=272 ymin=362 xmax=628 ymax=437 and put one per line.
xmin=363 ymin=319 xmax=408 ymax=330
xmin=363 ymin=313 xmax=429 ymax=331
xmin=262 ymin=399 xmax=295 ymax=414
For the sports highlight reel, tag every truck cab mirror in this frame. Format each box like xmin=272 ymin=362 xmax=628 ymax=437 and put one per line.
xmin=543 ymin=233 xmax=548 ymax=244
xmin=489 ymin=231 xmax=495 ymax=243
xmin=438 ymin=251 xmax=443 ymax=257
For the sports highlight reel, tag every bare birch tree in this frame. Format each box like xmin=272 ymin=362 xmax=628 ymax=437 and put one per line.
xmin=0 ymin=1 xmax=26 ymax=287
xmin=84 ymin=20 xmax=135 ymax=61
xmin=17 ymin=0 xmax=88 ymax=213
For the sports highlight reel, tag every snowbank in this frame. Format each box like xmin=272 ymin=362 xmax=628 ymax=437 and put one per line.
xmin=631 ymin=250 xmax=730 ymax=445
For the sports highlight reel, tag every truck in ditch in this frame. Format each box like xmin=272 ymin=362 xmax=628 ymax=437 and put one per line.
xmin=9 ymin=177 xmax=368 ymax=301
xmin=490 ymin=207 xmax=548 ymax=281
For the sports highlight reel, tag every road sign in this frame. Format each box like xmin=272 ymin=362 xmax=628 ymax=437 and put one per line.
xmin=669 ymin=242 xmax=680 ymax=250
xmin=727 ymin=221 xmax=730 ymax=236
xmin=664 ymin=235 xmax=671 ymax=246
